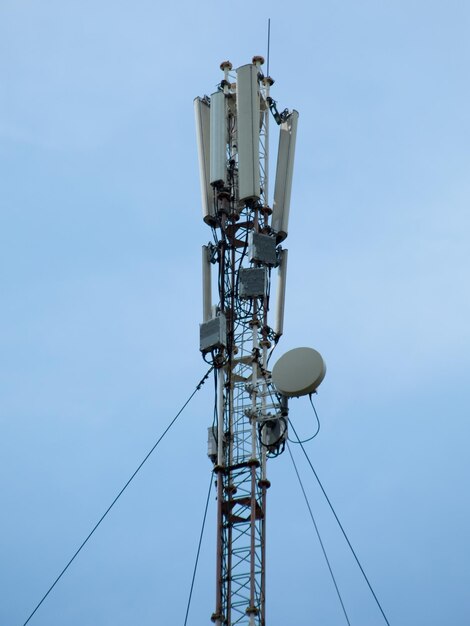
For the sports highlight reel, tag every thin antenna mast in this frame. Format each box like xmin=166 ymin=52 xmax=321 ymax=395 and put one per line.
xmin=194 ymin=56 xmax=299 ymax=625
xmin=267 ymin=19 xmax=271 ymax=78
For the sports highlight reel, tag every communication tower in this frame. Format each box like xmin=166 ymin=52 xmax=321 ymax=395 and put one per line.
xmin=194 ymin=57 xmax=322 ymax=626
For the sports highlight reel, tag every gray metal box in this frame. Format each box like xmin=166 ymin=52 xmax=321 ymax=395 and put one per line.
xmin=249 ymin=232 xmax=277 ymax=266
xmin=239 ymin=267 xmax=266 ymax=299
xmin=200 ymin=314 xmax=226 ymax=353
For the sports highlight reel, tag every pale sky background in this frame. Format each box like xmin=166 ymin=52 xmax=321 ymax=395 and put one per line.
xmin=1 ymin=1 xmax=469 ymax=625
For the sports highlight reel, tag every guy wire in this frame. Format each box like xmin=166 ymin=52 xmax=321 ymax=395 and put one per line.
xmin=22 ymin=366 xmax=214 ymax=626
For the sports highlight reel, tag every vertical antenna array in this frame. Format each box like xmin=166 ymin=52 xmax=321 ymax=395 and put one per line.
xmin=194 ymin=57 xmax=298 ymax=626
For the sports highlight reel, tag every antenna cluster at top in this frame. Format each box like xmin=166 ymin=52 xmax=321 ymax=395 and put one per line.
xmin=194 ymin=56 xmax=298 ymax=242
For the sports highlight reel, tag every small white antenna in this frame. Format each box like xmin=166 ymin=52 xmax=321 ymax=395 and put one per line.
xmin=201 ymin=245 xmax=212 ymax=322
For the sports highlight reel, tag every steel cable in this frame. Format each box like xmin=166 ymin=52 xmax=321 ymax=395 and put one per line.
xmin=183 ymin=472 xmax=214 ymax=626
xmin=21 ymin=366 xmax=214 ymax=626
xmin=287 ymin=443 xmax=351 ymax=625
xmin=289 ymin=420 xmax=391 ymax=626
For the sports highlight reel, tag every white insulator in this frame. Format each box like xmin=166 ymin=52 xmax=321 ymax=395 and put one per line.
xmin=202 ymin=245 xmax=212 ymax=322
xmin=274 ymin=249 xmax=288 ymax=337
xmin=210 ymin=90 xmax=227 ymax=187
xmin=272 ymin=110 xmax=299 ymax=241
xmin=236 ymin=64 xmax=260 ymax=202
xmin=194 ymin=97 xmax=215 ymax=223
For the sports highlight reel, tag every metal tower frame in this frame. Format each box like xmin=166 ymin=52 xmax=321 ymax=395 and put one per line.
xmin=195 ymin=57 xmax=298 ymax=626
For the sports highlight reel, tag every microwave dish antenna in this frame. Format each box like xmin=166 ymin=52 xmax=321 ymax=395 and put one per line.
xmin=272 ymin=347 xmax=326 ymax=397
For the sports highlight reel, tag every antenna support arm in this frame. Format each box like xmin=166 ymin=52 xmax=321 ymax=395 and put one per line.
xmin=266 ymin=96 xmax=290 ymax=125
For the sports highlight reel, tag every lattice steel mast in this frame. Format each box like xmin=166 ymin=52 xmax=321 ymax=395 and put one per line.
xmin=195 ymin=57 xmax=298 ymax=626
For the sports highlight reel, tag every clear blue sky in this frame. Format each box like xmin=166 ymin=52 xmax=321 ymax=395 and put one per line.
xmin=1 ymin=1 xmax=469 ymax=624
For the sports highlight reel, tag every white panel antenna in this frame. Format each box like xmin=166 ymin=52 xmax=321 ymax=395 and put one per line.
xmin=272 ymin=110 xmax=299 ymax=241
xmin=194 ymin=97 xmax=215 ymax=223
xmin=274 ymin=248 xmax=288 ymax=337
xmin=210 ymin=90 xmax=227 ymax=187
xmin=202 ymin=245 xmax=212 ymax=322
xmin=236 ymin=64 xmax=261 ymax=201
